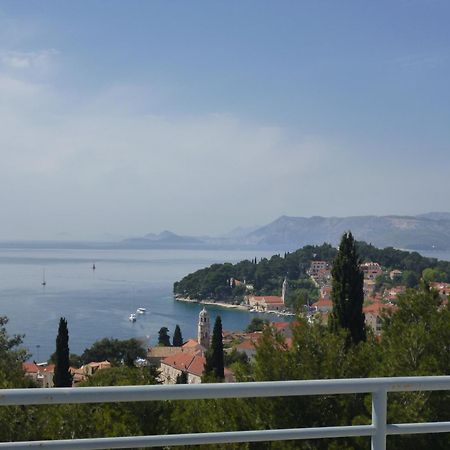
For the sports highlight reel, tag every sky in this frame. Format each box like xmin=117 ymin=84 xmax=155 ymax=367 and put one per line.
xmin=0 ymin=1 xmax=449 ymax=240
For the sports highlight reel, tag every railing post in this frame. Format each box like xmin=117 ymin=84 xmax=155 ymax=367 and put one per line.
xmin=371 ymin=388 xmax=387 ymax=450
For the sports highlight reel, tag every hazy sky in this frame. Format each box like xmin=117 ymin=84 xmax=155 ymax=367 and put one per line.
xmin=1 ymin=1 xmax=449 ymax=240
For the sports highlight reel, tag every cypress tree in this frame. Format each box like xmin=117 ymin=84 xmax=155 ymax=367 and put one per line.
xmin=172 ymin=324 xmax=183 ymax=347
xmin=204 ymin=316 xmax=224 ymax=380
xmin=176 ymin=371 xmax=188 ymax=384
xmin=329 ymin=232 xmax=366 ymax=345
xmin=53 ymin=317 xmax=73 ymax=387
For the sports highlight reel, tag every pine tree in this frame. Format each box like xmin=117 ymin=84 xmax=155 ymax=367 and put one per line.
xmin=329 ymin=232 xmax=366 ymax=345
xmin=53 ymin=317 xmax=73 ymax=387
xmin=204 ymin=316 xmax=224 ymax=380
xmin=172 ymin=324 xmax=183 ymax=347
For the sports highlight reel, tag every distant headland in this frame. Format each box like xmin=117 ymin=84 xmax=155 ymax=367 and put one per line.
xmin=3 ymin=212 xmax=450 ymax=251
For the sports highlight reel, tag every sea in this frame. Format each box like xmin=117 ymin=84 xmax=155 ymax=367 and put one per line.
xmin=0 ymin=248 xmax=281 ymax=362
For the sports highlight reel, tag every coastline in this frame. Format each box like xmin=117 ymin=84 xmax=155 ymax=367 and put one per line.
xmin=174 ymin=296 xmax=296 ymax=317
xmin=175 ymin=297 xmax=250 ymax=311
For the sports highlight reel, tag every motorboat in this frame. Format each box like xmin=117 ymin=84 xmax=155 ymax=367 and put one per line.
xmin=128 ymin=313 xmax=137 ymax=322
xmin=136 ymin=307 xmax=146 ymax=314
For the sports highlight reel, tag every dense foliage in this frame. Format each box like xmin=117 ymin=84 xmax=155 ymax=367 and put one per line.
xmin=80 ymin=337 xmax=146 ymax=366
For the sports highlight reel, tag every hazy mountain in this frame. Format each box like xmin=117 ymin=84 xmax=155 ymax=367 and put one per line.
xmin=238 ymin=214 xmax=450 ymax=250
xmin=119 ymin=213 xmax=450 ymax=251
xmin=221 ymin=225 xmax=260 ymax=239
xmin=121 ymin=230 xmax=203 ymax=248
xmin=6 ymin=213 xmax=449 ymax=251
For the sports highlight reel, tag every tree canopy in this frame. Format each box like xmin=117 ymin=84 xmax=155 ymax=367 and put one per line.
xmin=158 ymin=327 xmax=171 ymax=347
xmin=81 ymin=338 xmax=146 ymax=366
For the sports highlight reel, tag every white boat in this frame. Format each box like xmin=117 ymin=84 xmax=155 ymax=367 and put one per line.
xmin=128 ymin=313 xmax=137 ymax=322
xmin=136 ymin=307 xmax=146 ymax=314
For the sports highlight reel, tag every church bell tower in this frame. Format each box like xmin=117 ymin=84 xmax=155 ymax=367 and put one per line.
xmin=198 ymin=307 xmax=210 ymax=349
xmin=282 ymin=277 xmax=288 ymax=303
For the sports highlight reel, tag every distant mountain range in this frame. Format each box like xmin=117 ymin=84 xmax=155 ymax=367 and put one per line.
xmin=121 ymin=213 xmax=450 ymax=251
xmin=2 ymin=213 xmax=450 ymax=251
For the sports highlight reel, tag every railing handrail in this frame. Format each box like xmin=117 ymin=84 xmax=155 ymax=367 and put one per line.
xmin=2 ymin=375 xmax=450 ymax=406
xmin=1 ymin=376 xmax=450 ymax=449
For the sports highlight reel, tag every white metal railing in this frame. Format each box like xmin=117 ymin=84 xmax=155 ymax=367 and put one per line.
xmin=1 ymin=376 xmax=450 ymax=449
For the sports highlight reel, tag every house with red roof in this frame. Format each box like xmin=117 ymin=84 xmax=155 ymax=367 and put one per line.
xmin=270 ymin=321 xmax=298 ymax=338
xmin=361 ymin=262 xmax=383 ymax=280
xmin=248 ymin=295 xmax=285 ymax=312
xmin=363 ymin=301 xmax=396 ymax=336
xmin=22 ymin=363 xmax=55 ymax=388
xmin=384 ymin=286 xmax=406 ymax=302
xmin=311 ymin=298 xmax=333 ymax=313
xmin=235 ymin=340 xmax=257 ymax=359
xmin=430 ymin=282 xmax=450 ymax=300
xmin=160 ymin=352 xmax=234 ymax=384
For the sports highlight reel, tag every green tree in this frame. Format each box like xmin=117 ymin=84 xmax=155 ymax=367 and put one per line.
xmin=81 ymin=338 xmax=146 ymax=366
xmin=53 ymin=317 xmax=73 ymax=387
xmin=172 ymin=324 xmax=183 ymax=347
xmin=402 ymin=270 xmax=420 ymax=288
xmin=158 ymin=327 xmax=171 ymax=346
xmin=204 ymin=316 xmax=224 ymax=381
xmin=245 ymin=317 xmax=268 ymax=333
xmin=176 ymin=371 xmax=188 ymax=384
xmin=0 ymin=316 xmax=29 ymax=387
xmin=329 ymin=232 xmax=366 ymax=345
xmin=374 ymin=285 xmax=450 ymax=449
xmin=38 ymin=366 xmax=171 ymax=443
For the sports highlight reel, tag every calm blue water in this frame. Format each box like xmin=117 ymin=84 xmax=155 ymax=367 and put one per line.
xmin=0 ymin=248 xmax=278 ymax=361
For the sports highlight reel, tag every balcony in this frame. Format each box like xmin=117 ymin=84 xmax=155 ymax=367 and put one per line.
xmin=1 ymin=376 xmax=450 ymax=449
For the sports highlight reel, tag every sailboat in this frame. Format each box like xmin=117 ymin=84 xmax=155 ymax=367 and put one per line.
xmin=92 ymin=262 xmax=96 ymax=270
xmin=41 ymin=269 xmax=46 ymax=287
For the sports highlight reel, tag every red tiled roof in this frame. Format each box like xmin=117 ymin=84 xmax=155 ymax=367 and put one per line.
xmin=162 ymin=353 xmax=195 ymax=371
xmin=264 ymin=296 xmax=284 ymax=304
xmin=272 ymin=321 xmax=291 ymax=329
xmin=182 ymin=339 xmax=200 ymax=348
xmin=236 ymin=340 xmax=256 ymax=351
xmin=23 ymin=362 xmax=39 ymax=373
xmin=161 ymin=352 xmax=206 ymax=377
xmin=42 ymin=364 xmax=55 ymax=373
xmin=363 ymin=302 xmax=396 ymax=315
xmin=243 ymin=332 xmax=263 ymax=342
xmin=312 ymin=298 xmax=333 ymax=308
xmin=187 ymin=355 xmax=206 ymax=377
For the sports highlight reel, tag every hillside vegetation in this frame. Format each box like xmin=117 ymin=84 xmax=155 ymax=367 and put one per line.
xmin=174 ymin=241 xmax=450 ymax=308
